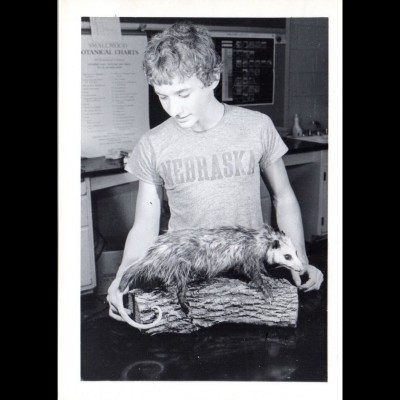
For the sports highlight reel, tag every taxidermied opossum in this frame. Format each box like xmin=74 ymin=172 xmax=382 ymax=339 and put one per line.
xmin=116 ymin=224 xmax=304 ymax=329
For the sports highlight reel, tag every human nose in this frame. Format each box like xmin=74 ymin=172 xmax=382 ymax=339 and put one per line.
xmin=167 ymin=97 xmax=183 ymax=118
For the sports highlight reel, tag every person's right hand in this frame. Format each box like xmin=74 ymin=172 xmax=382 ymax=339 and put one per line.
xmin=106 ymin=275 xmax=131 ymax=322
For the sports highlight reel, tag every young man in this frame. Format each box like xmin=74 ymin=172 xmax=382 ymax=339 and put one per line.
xmin=107 ymin=22 xmax=324 ymax=321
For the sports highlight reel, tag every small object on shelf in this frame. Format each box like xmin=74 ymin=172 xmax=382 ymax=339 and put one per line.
xmin=308 ymin=120 xmax=322 ymax=136
xmin=292 ymin=114 xmax=303 ymax=137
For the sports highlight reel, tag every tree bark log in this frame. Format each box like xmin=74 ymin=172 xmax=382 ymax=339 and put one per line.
xmin=127 ymin=275 xmax=298 ymax=335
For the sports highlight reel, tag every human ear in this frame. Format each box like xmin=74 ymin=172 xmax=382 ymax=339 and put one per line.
xmin=272 ymin=240 xmax=280 ymax=249
xmin=210 ymin=73 xmax=220 ymax=89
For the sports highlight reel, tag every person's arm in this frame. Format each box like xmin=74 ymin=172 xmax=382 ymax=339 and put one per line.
xmin=107 ymin=180 xmax=163 ymax=321
xmin=261 ymin=158 xmax=324 ymax=291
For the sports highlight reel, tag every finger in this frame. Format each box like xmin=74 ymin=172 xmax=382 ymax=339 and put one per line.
xmin=319 ymin=277 xmax=324 ymax=288
xmin=313 ymin=274 xmax=324 ymax=290
xmin=291 ymin=270 xmax=302 ymax=287
xmin=304 ymin=274 xmax=324 ymax=291
xmin=110 ymin=305 xmax=119 ymax=314
xmin=317 ymin=276 xmax=325 ymax=290
xmin=299 ymin=278 xmax=316 ymax=290
xmin=303 ymin=283 xmax=318 ymax=292
xmin=110 ymin=303 xmax=133 ymax=316
xmin=109 ymin=309 xmax=125 ymax=322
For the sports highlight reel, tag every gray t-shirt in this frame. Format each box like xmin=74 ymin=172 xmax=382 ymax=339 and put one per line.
xmin=125 ymin=104 xmax=288 ymax=231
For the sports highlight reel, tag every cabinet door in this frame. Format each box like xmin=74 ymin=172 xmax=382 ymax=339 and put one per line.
xmin=319 ymin=162 xmax=328 ymax=235
xmin=81 ymin=179 xmax=96 ymax=292
xmin=285 ymin=162 xmax=320 ymax=242
xmin=284 ymin=150 xmax=328 ymax=242
xmin=81 ymin=226 xmax=96 ymax=288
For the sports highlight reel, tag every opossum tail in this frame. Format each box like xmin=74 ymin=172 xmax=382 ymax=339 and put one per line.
xmin=116 ymin=286 xmax=163 ymax=330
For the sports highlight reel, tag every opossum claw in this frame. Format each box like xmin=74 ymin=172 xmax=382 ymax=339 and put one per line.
xmin=262 ymin=283 xmax=274 ymax=305
xmin=264 ymin=293 xmax=273 ymax=305
xmin=177 ymin=286 xmax=190 ymax=315
xmin=260 ymin=288 xmax=273 ymax=305
xmin=179 ymin=300 xmax=190 ymax=315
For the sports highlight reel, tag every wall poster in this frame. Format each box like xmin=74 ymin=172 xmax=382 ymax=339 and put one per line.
xmin=81 ymin=32 xmax=149 ymax=158
xmin=212 ymin=32 xmax=276 ymax=106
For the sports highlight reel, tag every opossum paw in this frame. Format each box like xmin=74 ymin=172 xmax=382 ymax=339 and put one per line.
xmin=248 ymin=281 xmax=260 ymax=290
xmin=180 ymin=301 xmax=190 ymax=315
xmin=260 ymin=288 xmax=273 ymax=305
xmin=264 ymin=294 xmax=273 ymax=305
xmin=257 ymin=287 xmax=273 ymax=305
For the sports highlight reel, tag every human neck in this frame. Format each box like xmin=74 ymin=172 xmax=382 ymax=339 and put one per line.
xmin=191 ymin=100 xmax=225 ymax=132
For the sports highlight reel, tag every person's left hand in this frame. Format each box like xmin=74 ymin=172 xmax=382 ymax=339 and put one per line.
xmin=290 ymin=264 xmax=324 ymax=292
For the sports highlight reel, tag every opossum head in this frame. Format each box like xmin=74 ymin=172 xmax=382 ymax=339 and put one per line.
xmin=266 ymin=235 xmax=304 ymax=273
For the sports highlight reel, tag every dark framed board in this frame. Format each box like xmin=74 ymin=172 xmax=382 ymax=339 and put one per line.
xmin=212 ymin=32 xmax=276 ymax=105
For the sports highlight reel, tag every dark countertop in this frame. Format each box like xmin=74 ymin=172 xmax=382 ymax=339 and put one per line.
xmin=283 ymin=136 xmax=328 ymax=154
xmin=81 ymin=156 xmax=125 ymax=178
xmin=81 ymin=244 xmax=327 ymax=382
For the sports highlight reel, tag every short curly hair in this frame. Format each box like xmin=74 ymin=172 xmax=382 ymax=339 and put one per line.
xmin=143 ymin=22 xmax=222 ymax=87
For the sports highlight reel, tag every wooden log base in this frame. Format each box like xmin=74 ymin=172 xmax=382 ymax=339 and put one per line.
xmin=127 ymin=275 xmax=298 ymax=335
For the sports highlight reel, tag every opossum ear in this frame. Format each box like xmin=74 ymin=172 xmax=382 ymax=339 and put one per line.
xmin=272 ymin=240 xmax=280 ymax=249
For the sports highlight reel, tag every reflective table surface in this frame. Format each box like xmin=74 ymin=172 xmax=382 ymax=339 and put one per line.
xmin=81 ymin=248 xmax=327 ymax=382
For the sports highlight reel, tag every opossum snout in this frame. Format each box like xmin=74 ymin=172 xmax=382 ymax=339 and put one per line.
xmin=282 ymin=256 xmax=304 ymax=273
xmin=287 ymin=263 xmax=304 ymax=273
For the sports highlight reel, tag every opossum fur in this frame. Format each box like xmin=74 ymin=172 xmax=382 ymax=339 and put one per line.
xmin=117 ymin=224 xmax=304 ymax=330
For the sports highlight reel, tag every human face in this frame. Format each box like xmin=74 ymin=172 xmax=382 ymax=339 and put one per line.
xmin=153 ymin=75 xmax=219 ymax=132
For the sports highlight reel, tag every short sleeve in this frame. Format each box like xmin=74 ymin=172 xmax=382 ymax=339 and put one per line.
xmin=124 ymin=134 xmax=164 ymax=186
xmin=259 ymin=115 xmax=288 ymax=169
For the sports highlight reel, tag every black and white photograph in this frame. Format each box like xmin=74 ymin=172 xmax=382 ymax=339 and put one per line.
xmin=59 ymin=1 xmax=342 ymax=399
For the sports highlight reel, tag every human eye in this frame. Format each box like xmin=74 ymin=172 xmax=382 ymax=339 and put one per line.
xmin=158 ymin=95 xmax=167 ymax=101
xmin=178 ymin=92 xmax=190 ymax=98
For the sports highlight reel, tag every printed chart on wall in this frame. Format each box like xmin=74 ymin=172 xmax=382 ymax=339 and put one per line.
xmin=212 ymin=32 xmax=275 ymax=106
xmin=81 ymin=22 xmax=149 ymax=158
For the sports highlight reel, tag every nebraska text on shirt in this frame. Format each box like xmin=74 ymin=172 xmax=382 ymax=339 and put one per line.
xmin=160 ymin=150 xmax=257 ymax=186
